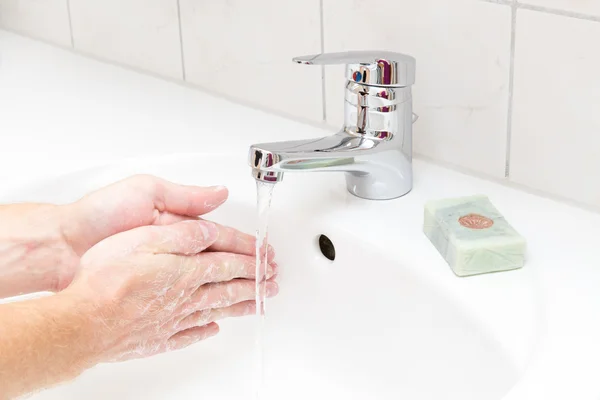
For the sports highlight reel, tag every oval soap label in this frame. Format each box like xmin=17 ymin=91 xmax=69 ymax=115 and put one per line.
xmin=458 ymin=213 xmax=494 ymax=230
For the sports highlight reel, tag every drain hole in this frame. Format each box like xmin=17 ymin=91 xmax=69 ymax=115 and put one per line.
xmin=318 ymin=235 xmax=336 ymax=261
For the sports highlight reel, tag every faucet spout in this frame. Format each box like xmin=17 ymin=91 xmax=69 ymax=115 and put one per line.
xmin=250 ymin=134 xmax=358 ymax=177
xmin=249 ymin=131 xmax=412 ymax=200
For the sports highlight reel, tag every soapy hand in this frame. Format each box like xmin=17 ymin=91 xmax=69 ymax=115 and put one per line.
xmin=65 ymin=218 xmax=278 ymax=363
xmin=58 ymin=175 xmax=258 ymax=291
xmin=0 ymin=175 xmax=279 ymax=399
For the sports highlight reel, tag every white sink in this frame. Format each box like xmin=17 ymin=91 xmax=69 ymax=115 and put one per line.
xmin=0 ymin=154 xmax=547 ymax=399
xmin=2 ymin=31 xmax=599 ymax=399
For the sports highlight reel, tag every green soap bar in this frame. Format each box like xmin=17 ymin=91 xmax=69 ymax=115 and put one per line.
xmin=423 ymin=195 xmax=526 ymax=277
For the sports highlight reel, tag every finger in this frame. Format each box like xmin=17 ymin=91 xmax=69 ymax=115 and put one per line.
xmin=190 ymin=278 xmax=279 ymax=309
xmin=167 ymin=322 xmax=220 ymax=352
xmin=198 ymin=252 xmax=279 ymax=283
xmin=152 ymin=177 xmax=228 ymax=217
xmin=176 ymin=301 xmax=256 ymax=331
xmin=153 ymin=212 xmax=198 ymax=226
xmin=143 ymin=220 xmax=219 ymax=255
xmin=152 ymin=251 xmax=278 ymax=287
xmin=207 ymin=222 xmax=276 ymax=260
xmin=195 ymin=252 xmax=278 ymax=285
xmin=123 ymin=175 xmax=229 ymax=217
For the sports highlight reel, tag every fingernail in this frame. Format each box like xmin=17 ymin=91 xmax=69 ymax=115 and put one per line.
xmin=207 ymin=322 xmax=220 ymax=336
xmin=268 ymin=262 xmax=278 ymax=276
xmin=267 ymin=245 xmax=276 ymax=258
xmin=266 ymin=282 xmax=279 ymax=297
xmin=215 ymin=196 xmax=227 ymax=206
xmin=246 ymin=302 xmax=257 ymax=315
xmin=211 ymin=185 xmax=227 ymax=192
xmin=198 ymin=220 xmax=219 ymax=241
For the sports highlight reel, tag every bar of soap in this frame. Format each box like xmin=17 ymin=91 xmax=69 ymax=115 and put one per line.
xmin=423 ymin=195 xmax=526 ymax=277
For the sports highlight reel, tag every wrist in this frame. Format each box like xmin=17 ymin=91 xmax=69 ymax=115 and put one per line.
xmin=0 ymin=204 xmax=78 ymax=296
xmin=57 ymin=201 xmax=86 ymax=256
xmin=59 ymin=283 xmax=120 ymax=366
xmin=30 ymin=204 xmax=80 ymax=292
xmin=55 ymin=203 xmax=86 ymax=289
xmin=51 ymin=288 xmax=108 ymax=368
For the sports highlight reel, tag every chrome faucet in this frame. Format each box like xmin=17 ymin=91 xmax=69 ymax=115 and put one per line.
xmin=249 ymin=51 xmax=416 ymax=200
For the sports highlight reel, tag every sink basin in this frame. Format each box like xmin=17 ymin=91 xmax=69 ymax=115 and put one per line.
xmin=2 ymin=153 xmax=542 ymax=400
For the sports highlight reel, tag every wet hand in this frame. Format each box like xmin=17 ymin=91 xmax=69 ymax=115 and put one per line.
xmin=65 ymin=219 xmax=278 ymax=363
xmin=58 ymin=175 xmax=259 ymax=290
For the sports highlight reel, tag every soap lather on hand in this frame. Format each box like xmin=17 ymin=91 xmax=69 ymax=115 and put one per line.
xmin=423 ymin=195 xmax=526 ymax=277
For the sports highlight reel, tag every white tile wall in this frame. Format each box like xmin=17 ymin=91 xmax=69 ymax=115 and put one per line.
xmin=518 ymin=0 xmax=600 ymax=17
xmin=3 ymin=0 xmax=600 ymax=208
xmin=69 ymin=0 xmax=183 ymax=79
xmin=323 ymin=0 xmax=512 ymax=178
xmin=510 ymin=10 xmax=600 ymax=207
xmin=178 ymin=0 xmax=323 ymax=122
xmin=0 ymin=0 xmax=71 ymax=47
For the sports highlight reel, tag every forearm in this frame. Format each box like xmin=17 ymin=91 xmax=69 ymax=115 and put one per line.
xmin=0 ymin=205 xmax=76 ymax=298
xmin=0 ymin=292 xmax=97 ymax=399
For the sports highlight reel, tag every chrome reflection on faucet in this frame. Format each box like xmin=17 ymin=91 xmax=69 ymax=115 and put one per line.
xmin=249 ymin=51 xmax=417 ymax=200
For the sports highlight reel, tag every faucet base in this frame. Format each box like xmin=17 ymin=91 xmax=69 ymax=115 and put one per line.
xmin=345 ymin=171 xmax=412 ymax=200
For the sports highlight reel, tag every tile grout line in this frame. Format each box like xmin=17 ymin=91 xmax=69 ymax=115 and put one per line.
xmin=176 ymin=0 xmax=187 ymax=81
xmin=516 ymin=2 xmax=600 ymax=23
xmin=319 ymin=0 xmax=327 ymax=122
xmin=65 ymin=0 xmax=74 ymax=48
xmin=505 ymin=2 xmax=517 ymax=178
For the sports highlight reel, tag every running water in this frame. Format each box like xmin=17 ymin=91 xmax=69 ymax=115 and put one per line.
xmin=254 ymin=181 xmax=275 ymax=399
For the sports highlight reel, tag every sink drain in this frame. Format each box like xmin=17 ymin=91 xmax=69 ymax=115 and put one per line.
xmin=318 ymin=234 xmax=336 ymax=261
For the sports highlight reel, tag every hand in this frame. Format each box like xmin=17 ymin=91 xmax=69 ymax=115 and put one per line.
xmin=66 ymin=219 xmax=278 ymax=363
xmin=58 ymin=175 xmax=256 ymax=291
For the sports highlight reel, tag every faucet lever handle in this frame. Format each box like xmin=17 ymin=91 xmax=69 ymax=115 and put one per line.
xmin=292 ymin=51 xmax=415 ymax=87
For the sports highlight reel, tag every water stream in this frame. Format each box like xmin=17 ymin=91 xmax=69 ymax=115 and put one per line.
xmin=254 ymin=181 xmax=275 ymax=399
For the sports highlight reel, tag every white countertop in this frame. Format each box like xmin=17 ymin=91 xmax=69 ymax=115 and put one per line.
xmin=2 ymin=30 xmax=600 ymax=400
